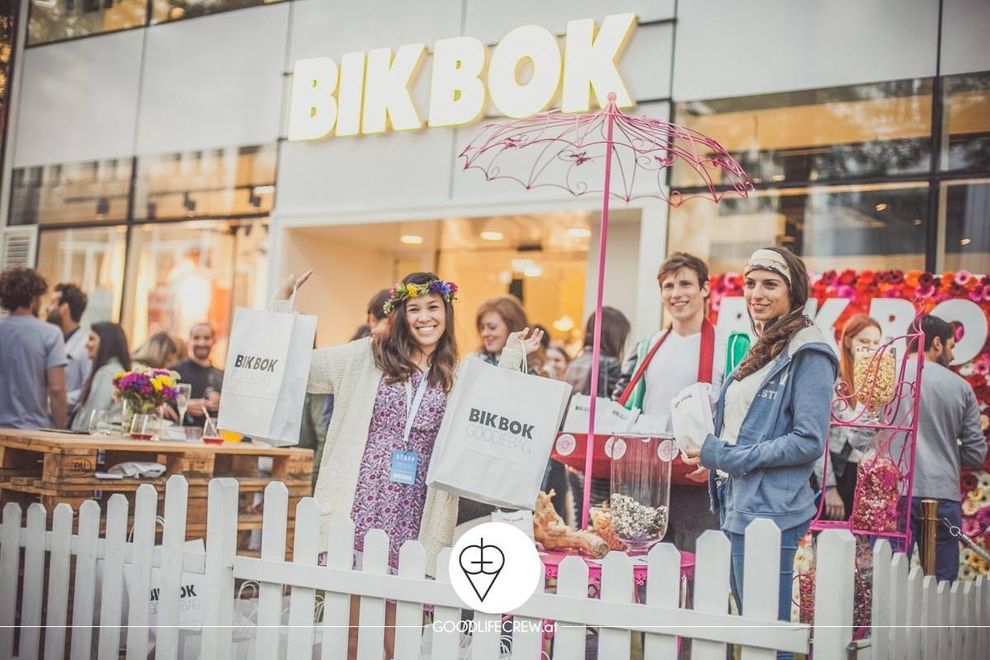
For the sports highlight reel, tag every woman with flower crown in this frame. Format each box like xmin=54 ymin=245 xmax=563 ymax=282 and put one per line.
xmin=274 ymin=270 xmax=542 ymax=571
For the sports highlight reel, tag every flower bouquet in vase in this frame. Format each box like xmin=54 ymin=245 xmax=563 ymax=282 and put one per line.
xmin=112 ymin=368 xmax=179 ymax=438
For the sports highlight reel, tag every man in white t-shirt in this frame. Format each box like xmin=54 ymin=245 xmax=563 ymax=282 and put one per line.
xmin=613 ymin=252 xmax=725 ymax=552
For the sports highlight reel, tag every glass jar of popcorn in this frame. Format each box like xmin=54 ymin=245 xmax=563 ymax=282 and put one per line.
xmin=853 ymin=346 xmax=896 ymax=417
xmin=608 ymin=434 xmax=673 ymax=553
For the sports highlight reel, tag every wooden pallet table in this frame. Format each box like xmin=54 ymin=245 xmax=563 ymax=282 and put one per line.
xmin=0 ymin=429 xmax=313 ymax=549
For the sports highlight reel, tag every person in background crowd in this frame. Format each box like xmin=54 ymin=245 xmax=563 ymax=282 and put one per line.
xmin=684 ymin=247 xmax=837 ymax=653
xmin=905 ymin=314 xmax=986 ymax=582
xmin=169 ymin=323 xmax=223 ymax=427
xmin=613 ymin=252 xmax=726 ymax=552
xmin=0 ymin=268 xmax=68 ymax=429
xmin=276 ymin=270 xmax=539 ymax=657
xmin=561 ymin=306 xmax=631 ymax=525
xmin=70 ymin=323 xmax=131 ymax=432
xmin=132 ymin=332 xmax=183 ymax=369
xmin=475 ymin=294 xmax=530 ymax=367
xmin=46 ymin=283 xmax=89 ymax=408
xmin=544 ymin=341 xmax=571 ymax=380
xmin=814 ymin=314 xmax=884 ymax=520
xmin=530 ymin=322 xmax=551 ymax=376
xmin=321 ymin=289 xmax=392 ymax=431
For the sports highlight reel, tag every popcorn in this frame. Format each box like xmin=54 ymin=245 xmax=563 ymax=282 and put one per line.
xmin=853 ymin=348 xmax=896 ymax=411
xmin=851 ymin=453 xmax=900 ymax=532
xmin=609 ymin=493 xmax=668 ymax=542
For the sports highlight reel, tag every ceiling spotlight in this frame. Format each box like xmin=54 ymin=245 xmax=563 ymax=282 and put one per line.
xmin=566 ymin=227 xmax=591 ymax=238
xmin=960 ymin=238 xmax=972 ymax=246
xmin=480 ymin=231 xmax=504 ymax=241
xmin=770 ymin=174 xmax=785 ymax=182
xmin=552 ymin=316 xmax=575 ymax=332
xmin=912 ymin=218 xmax=922 ymax=226
xmin=399 ymin=234 xmax=424 ymax=245
xmin=874 ymin=202 xmax=888 ymax=212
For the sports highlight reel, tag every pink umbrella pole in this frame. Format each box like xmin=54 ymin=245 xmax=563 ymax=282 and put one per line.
xmin=581 ymin=98 xmax=618 ymax=530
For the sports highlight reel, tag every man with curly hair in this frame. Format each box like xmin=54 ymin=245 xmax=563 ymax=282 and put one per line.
xmin=0 ymin=267 xmax=68 ymax=428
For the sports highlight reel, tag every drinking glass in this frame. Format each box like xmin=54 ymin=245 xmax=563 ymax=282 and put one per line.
xmin=88 ymin=410 xmax=112 ymax=436
xmin=202 ymin=416 xmax=223 ymax=445
xmin=176 ymin=384 xmax=192 ymax=424
xmin=130 ymin=413 xmax=160 ymax=441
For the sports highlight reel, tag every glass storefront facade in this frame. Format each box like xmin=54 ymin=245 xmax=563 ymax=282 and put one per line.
xmin=667 ymin=74 xmax=990 ymax=275
xmin=27 ymin=0 xmax=286 ymax=45
xmin=11 ymin=145 xmax=273 ymax=353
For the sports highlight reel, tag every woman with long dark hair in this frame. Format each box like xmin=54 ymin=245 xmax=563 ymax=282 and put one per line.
xmin=70 ymin=322 xmax=131 ymax=431
xmin=275 ymin=271 xmax=541 ymax=567
xmin=559 ymin=306 xmax=632 ymax=524
xmin=683 ymin=247 xmax=837 ymax=647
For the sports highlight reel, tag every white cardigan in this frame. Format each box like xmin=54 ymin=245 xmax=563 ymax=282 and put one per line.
xmin=307 ymin=337 xmax=525 ymax=572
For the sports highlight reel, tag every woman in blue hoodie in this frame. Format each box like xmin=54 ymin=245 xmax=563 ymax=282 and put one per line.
xmin=684 ymin=247 xmax=838 ymax=635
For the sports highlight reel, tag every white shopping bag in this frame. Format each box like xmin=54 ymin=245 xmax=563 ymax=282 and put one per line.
xmin=122 ymin=539 xmax=206 ymax=630
xmin=427 ymin=356 xmax=572 ymax=510
xmin=560 ymin=394 xmax=638 ymax=434
xmin=218 ymin=305 xmax=317 ymax=446
xmin=670 ymin=382 xmax=715 ymax=453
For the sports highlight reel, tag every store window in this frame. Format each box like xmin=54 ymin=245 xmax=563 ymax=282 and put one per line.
xmin=133 ymin=145 xmax=276 ymax=221
xmin=941 ymin=71 xmax=990 ymax=174
xmin=673 ymin=78 xmax=933 ymax=188
xmin=940 ymin=179 xmax=990 ymax=273
xmin=151 ymin=0 xmax=286 ymax=24
xmin=35 ymin=226 xmax=127 ymax=324
xmin=281 ymin=212 xmax=596 ymax=351
xmin=121 ymin=218 xmax=266 ymax=362
xmin=667 ymin=183 xmax=928 ymax=274
xmin=8 ymin=158 xmax=132 ymax=226
xmin=28 ymin=0 xmax=147 ymax=46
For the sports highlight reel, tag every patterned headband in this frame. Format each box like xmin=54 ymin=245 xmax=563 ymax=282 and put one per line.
xmin=383 ymin=279 xmax=459 ymax=315
xmin=744 ymin=249 xmax=792 ymax=286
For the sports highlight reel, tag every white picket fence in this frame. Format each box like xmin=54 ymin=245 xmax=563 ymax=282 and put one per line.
xmin=0 ymin=476 xmax=984 ymax=660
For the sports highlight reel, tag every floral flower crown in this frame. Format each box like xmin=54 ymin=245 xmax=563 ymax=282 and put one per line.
xmin=383 ymin=279 xmax=459 ymax=315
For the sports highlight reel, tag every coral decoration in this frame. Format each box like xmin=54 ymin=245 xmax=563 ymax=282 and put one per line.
xmin=533 ymin=490 xmax=609 ymax=559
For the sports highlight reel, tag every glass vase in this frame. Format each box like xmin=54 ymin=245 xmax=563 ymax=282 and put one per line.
xmin=608 ymin=434 xmax=674 ymax=553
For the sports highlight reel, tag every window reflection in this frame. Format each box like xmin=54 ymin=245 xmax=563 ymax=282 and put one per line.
xmin=941 ymin=72 xmax=990 ymax=173
xmin=940 ymin=179 xmax=990 ymax=273
xmin=122 ymin=219 xmax=266 ymax=362
xmin=36 ymin=226 xmax=126 ymax=324
xmin=9 ymin=158 xmax=132 ymax=226
xmin=150 ymin=0 xmax=285 ymax=25
xmin=673 ymin=79 xmax=933 ymax=188
xmin=28 ymin=0 xmax=147 ymax=46
xmin=667 ymin=183 xmax=927 ymax=274
xmin=134 ymin=145 xmax=276 ymax=220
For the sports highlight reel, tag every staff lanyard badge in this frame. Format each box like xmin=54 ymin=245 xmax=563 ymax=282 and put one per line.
xmin=389 ymin=369 xmax=430 ymax=486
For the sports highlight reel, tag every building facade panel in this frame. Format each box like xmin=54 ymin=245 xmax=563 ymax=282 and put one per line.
xmin=135 ymin=3 xmax=290 ymax=155
xmin=13 ymin=29 xmax=144 ymax=167
xmin=672 ymin=0 xmax=939 ymax=101
xmin=462 ymin=0 xmax=674 ymax=44
xmin=287 ymin=0 xmax=464 ymax=62
xmin=941 ymin=0 xmax=990 ymax=75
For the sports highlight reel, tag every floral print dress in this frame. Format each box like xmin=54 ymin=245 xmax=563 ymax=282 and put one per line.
xmin=350 ymin=369 xmax=447 ymax=568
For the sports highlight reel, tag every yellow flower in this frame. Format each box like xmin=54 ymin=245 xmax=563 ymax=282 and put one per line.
xmin=405 ymin=284 xmax=419 ymax=297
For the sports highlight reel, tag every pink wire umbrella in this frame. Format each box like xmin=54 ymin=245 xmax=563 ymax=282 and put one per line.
xmin=459 ymin=93 xmax=754 ymax=529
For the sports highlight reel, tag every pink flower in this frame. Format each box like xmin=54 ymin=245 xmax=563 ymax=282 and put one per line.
xmin=837 ymin=285 xmax=856 ymax=299
xmin=917 ymin=284 xmax=936 ymax=299
xmin=954 ymin=270 xmax=973 ymax=286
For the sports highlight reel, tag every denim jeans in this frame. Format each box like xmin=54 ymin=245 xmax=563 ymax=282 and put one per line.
xmin=718 ymin=479 xmax=808 ymax=660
